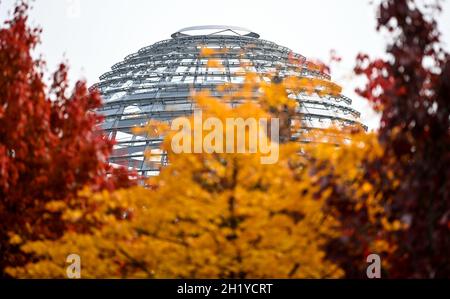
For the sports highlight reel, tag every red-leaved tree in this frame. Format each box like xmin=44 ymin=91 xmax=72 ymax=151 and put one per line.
xmin=356 ymin=0 xmax=449 ymax=278
xmin=313 ymin=0 xmax=450 ymax=278
xmin=0 ymin=2 xmax=135 ymax=276
xmin=324 ymin=0 xmax=449 ymax=278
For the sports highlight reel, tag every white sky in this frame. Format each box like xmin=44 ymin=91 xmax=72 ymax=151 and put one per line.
xmin=1 ymin=0 xmax=450 ymax=130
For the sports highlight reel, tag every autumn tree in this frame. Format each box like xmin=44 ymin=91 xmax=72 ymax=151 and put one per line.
xmin=315 ymin=0 xmax=450 ymax=278
xmin=7 ymin=74 xmax=346 ymax=278
xmin=0 ymin=2 xmax=134 ymax=276
xmin=352 ymin=0 xmax=450 ymax=278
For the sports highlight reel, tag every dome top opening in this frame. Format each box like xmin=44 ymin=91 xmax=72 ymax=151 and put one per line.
xmin=171 ymin=25 xmax=260 ymax=39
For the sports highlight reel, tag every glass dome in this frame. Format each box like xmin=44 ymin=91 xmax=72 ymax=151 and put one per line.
xmin=92 ymin=25 xmax=365 ymax=176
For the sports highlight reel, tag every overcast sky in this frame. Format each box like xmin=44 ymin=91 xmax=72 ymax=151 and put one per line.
xmin=1 ymin=0 xmax=450 ymax=130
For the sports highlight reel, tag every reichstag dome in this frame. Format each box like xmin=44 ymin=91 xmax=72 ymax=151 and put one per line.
xmin=92 ymin=25 xmax=364 ymax=176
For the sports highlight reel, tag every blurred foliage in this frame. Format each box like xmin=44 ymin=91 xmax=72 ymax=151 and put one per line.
xmin=1 ymin=0 xmax=449 ymax=278
xmin=0 ymin=2 xmax=135 ymax=277
xmin=7 ymin=74 xmax=348 ymax=278
xmin=353 ymin=0 xmax=450 ymax=277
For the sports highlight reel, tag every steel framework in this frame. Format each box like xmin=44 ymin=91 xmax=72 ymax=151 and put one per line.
xmin=93 ymin=26 xmax=365 ymax=176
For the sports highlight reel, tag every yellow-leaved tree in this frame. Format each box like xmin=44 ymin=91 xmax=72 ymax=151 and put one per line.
xmin=7 ymin=71 xmax=350 ymax=278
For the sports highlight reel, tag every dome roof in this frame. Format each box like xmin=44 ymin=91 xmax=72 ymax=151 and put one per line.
xmin=93 ymin=27 xmax=364 ymax=176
